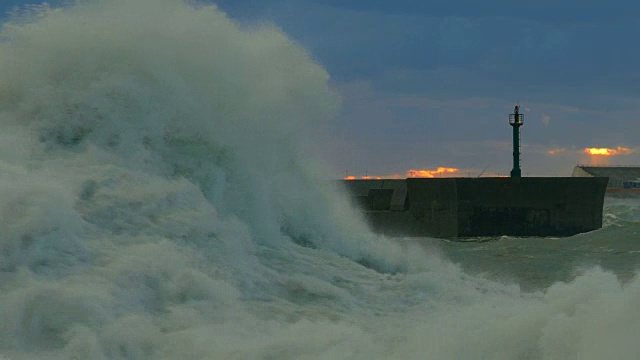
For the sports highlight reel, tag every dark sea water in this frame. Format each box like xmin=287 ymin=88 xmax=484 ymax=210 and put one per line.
xmin=438 ymin=197 xmax=640 ymax=292
xmin=0 ymin=1 xmax=638 ymax=359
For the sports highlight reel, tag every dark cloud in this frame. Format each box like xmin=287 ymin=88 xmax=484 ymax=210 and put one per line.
xmin=306 ymin=0 xmax=633 ymax=24
xmin=210 ymin=0 xmax=640 ymax=175
xmin=0 ymin=0 xmax=30 ymax=12
xmin=3 ymin=0 xmax=639 ymax=175
xmin=214 ymin=1 xmax=640 ymax=97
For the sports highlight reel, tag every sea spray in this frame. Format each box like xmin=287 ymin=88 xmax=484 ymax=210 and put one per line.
xmin=0 ymin=1 xmax=638 ymax=359
xmin=0 ymin=0 xmax=406 ymax=357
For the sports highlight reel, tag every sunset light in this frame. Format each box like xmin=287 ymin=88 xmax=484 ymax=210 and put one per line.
xmin=343 ymin=175 xmax=384 ymax=180
xmin=584 ymin=147 xmax=635 ymax=156
xmin=344 ymin=167 xmax=459 ymax=180
xmin=547 ymin=148 xmax=567 ymax=156
xmin=407 ymin=167 xmax=459 ymax=178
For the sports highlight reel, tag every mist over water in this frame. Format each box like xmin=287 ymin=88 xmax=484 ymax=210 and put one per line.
xmin=0 ymin=1 xmax=638 ymax=359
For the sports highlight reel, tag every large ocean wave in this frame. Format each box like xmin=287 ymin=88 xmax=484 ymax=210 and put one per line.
xmin=0 ymin=1 xmax=638 ymax=359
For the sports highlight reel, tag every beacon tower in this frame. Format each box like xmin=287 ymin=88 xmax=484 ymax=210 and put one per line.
xmin=509 ymin=105 xmax=524 ymax=178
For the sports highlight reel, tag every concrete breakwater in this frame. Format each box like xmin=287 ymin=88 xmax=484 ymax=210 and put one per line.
xmin=340 ymin=177 xmax=608 ymax=238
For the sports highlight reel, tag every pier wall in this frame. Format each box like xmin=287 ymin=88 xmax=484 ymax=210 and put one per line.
xmin=340 ymin=177 xmax=608 ymax=238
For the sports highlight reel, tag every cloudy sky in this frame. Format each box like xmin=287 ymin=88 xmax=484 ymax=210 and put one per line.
xmin=3 ymin=0 xmax=640 ymax=177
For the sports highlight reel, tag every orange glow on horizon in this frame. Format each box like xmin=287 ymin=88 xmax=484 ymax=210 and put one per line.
xmin=584 ymin=147 xmax=635 ymax=156
xmin=343 ymin=167 xmax=459 ymax=180
xmin=547 ymin=148 xmax=567 ymax=156
xmin=407 ymin=167 xmax=459 ymax=178
xmin=343 ymin=175 xmax=383 ymax=180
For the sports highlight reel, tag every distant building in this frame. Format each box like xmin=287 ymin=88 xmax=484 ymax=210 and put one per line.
xmin=572 ymin=165 xmax=640 ymax=189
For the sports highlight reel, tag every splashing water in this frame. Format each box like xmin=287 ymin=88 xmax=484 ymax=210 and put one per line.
xmin=0 ymin=1 xmax=638 ymax=359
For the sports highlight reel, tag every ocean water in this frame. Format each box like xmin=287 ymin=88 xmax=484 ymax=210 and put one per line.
xmin=0 ymin=1 xmax=638 ymax=359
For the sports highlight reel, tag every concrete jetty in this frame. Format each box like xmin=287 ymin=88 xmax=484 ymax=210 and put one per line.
xmin=340 ymin=106 xmax=608 ymax=238
xmin=340 ymin=177 xmax=608 ymax=238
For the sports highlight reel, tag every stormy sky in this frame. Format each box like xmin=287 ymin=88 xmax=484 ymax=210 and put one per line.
xmin=3 ymin=0 xmax=640 ymax=177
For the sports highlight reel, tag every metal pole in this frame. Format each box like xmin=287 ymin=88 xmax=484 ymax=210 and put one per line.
xmin=510 ymin=106 xmax=522 ymax=178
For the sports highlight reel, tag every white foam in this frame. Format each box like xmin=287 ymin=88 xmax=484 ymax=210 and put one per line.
xmin=0 ymin=1 xmax=638 ymax=359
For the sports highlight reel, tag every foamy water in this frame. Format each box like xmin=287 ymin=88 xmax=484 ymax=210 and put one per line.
xmin=0 ymin=1 xmax=638 ymax=359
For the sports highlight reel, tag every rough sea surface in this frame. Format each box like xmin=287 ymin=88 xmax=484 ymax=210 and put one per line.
xmin=0 ymin=1 xmax=638 ymax=359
